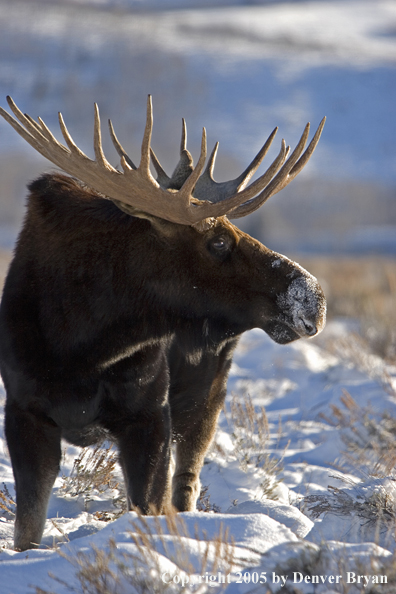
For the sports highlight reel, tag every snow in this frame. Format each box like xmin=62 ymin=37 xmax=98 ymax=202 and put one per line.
xmin=1 ymin=323 xmax=396 ymax=593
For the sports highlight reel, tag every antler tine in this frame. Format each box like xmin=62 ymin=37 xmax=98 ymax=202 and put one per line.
xmin=168 ymin=118 xmax=195 ymax=188
xmin=6 ymin=96 xmax=47 ymax=142
xmin=0 ymin=96 xmax=48 ymax=157
xmin=150 ymin=118 xmax=195 ymax=191
xmin=180 ymin=118 xmax=187 ymax=153
xmin=108 ymin=118 xmax=137 ymax=171
xmin=205 ymin=142 xmax=219 ymax=179
xmin=24 ymin=113 xmax=43 ymax=133
xmin=139 ymin=94 xmax=153 ymax=176
xmin=179 ymin=127 xmax=207 ymax=200
xmin=228 ymin=121 xmax=320 ymax=219
xmin=58 ymin=111 xmax=90 ymax=159
xmin=272 ymin=116 xmax=326 ymax=194
xmin=138 ymin=95 xmax=189 ymax=189
xmin=150 ymin=147 xmax=171 ymax=187
xmin=230 ymin=139 xmax=289 ymax=203
xmin=38 ymin=115 xmax=68 ymax=149
xmin=93 ymin=104 xmax=118 ymax=173
xmin=233 ymin=127 xmax=278 ymax=191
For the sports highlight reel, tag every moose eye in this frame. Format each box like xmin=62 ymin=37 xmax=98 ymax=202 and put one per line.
xmin=212 ymin=237 xmax=227 ymax=250
xmin=208 ymin=235 xmax=233 ymax=259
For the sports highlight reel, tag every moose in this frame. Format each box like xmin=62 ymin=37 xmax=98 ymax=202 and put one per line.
xmin=0 ymin=96 xmax=326 ymax=551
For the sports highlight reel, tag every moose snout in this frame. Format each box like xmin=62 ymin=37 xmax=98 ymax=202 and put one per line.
xmin=277 ymin=275 xmax=326 ymax=338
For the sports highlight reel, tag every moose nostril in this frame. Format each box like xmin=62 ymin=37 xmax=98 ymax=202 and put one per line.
xmin=301 ymin=317 xmax=317 ymax=336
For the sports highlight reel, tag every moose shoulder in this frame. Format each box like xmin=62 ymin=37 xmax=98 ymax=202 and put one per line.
xmin=0 ymin=96 xmax=326 ymax=551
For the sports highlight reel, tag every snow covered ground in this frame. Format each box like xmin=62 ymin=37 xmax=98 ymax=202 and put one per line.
xmin=1 ymin=323 xmax=396 ymax=593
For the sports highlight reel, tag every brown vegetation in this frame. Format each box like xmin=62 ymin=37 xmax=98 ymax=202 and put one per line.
xmin=296 ymin=255 xmax=396 ymax=362
xmin=0 ymin=250 xmax=11 ymax=293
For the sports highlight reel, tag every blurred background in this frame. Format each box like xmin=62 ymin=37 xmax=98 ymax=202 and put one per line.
xmin=0 ymin=0 xmax=395 ymax=358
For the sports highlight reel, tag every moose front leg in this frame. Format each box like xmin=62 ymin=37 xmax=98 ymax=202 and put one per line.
xmin=103 ymin=346 xmax=173 ymax=515
xmin=170 ymin=342 xmax=237 ymax=512
xmin=117 ymin=404 xmax=172 ymax=515
xmin=5 ymin=402 xmax=62 ymax=551
xmin=172 ymin=402 xmax=223 ymax=512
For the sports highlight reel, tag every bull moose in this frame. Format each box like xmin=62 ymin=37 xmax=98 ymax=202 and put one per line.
xmin=0 ymin=96 xmax=326 ymax=551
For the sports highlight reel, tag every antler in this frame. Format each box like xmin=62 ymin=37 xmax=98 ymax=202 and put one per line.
xmin=0 ymin=96 xmax=325 ymax=226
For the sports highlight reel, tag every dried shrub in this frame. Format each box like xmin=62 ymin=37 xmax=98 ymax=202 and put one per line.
xmin=224 ymin=393 xmax=288 ymax=499
xmin=305 ymin=476 xmax=396 ymax=528
xmin=197 ymin=485 xmax=221 ymax=513
xmin=60 ymin=443 xmax=120 ymax=498
xmin=306 ymin=391 xmax=396 ymax=548
xmin=319 ymin=390 xmax=396 ymax=476
xmin=59 ymin=443 xmax=125 ymax=522
xmin=35 ymin=539 xmax=120 ymax=594
xmin=0 ymin=482 xmax=15 ymax=519
xmin=269 ymin=540 xmax=392 ymax=594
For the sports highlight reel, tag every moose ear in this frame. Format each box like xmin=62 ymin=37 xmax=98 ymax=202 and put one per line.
xmin=112 ymin=196 xmax=216 ymax=235
xmin=111 ymin=198 xmax=155 ymax=221
xmin=112 ymin=197 xmax=182 ymax=236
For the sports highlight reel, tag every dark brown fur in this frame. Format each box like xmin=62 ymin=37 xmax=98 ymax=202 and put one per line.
xmin=0 ymin=173 xmax=326 ymax=550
